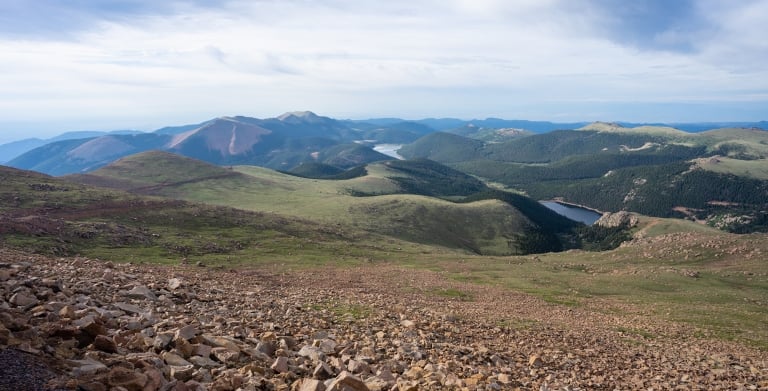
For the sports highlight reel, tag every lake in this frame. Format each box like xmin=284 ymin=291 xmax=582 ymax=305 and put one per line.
xmin=540 ymin=201 xmax=602 ymax=225
xmin=373 ymin=144 xmax=404 ymax=160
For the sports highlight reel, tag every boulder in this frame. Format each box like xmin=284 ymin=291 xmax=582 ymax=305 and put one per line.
xmin=9 ymin=290 xmax=38 ymax=307
xmin=326 ymin=371 xmax=369 ymax=391
xmin=124 ymin=285 xmax=158 ymax=301
xmin=107 ymin=367 xmax=148 ymax=391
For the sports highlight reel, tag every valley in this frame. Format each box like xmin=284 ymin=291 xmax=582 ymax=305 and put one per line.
xmin=0 ymin=115 xmax=767 ymax=389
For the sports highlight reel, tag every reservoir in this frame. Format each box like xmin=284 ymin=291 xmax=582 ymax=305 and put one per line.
xmin=540 ymin=201 xmax=602 ymax=225
xmin=373 ymin=144 xmax=405 ymax=160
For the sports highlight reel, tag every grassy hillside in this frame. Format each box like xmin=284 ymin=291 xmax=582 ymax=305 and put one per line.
xmin=0 ymin=164 xmax=375 ymax=264
xmin=3 ymin=162 xmax=767 ymax=350
xmin=375 ymin=159 xmax=489 ymax=197
xmin=68 ymin=150 xmax=242 ymax=188
xmin=426 ymin=225 xmax=768 ymax=349
xmin=66 ymin=153 xmax=578 ymax=255
xmin=699 ymin=128 xmax=768 ymax=159
xmin=693 ymin=156 xmax=768 ymax=180
xmin=579 ymin=121 xmax=692 ymax=137
xmin=286 ymin=162 xmax=346 ymax=178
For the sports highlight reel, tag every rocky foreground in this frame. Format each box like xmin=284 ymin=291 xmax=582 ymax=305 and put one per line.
xmin=1 ymin=247 xmax=766 ymax=390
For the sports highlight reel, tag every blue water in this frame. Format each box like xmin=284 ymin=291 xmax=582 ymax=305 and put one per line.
xmin=540 ymin=201 xmax=602 ymax=225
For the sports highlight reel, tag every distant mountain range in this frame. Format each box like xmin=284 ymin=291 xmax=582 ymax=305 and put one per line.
xmin=4 ymin=112 xmax=412 ymax=175
xmin=1 ymin=111 xmax=766 ymax=175
xmin=0 ymin=130 xmax=143 ymax=164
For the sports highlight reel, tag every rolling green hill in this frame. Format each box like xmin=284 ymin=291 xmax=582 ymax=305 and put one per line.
xmin=699 ymin=127 xmax=768 ymax=159
xmin=374 ymin=159 xmax=489 ymax=197
xmin=286 ymin=162 xmax=346 ymax=178
xmin=1 ymin=164 xmax=369 ymax=263
xmin=65 ymin=152 xmax=580 ymax=255
xmin=397 ymin=132 xmax=485 ymax=162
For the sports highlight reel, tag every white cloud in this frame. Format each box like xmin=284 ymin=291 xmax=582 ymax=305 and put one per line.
xmin=0 ymin=0 xmax=765 ymax=138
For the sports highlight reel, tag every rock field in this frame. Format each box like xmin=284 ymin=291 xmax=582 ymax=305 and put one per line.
xmin=0 ymin=247 xmax=766 ymax=390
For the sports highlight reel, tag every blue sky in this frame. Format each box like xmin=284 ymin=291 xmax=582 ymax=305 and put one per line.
xmin=0 ymin=0 xmax=766 ymax=142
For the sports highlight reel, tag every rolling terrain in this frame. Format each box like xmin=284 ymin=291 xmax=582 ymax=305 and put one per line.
xmin=0 ymin=154 xmax=766 ymax=389
xmin=68 ymin=151 xmax=577 ymax=255
xmin=1 ymin=116 xmax=767 ymax=389
xmin=401 ymin=123 xmax=768 ymax=232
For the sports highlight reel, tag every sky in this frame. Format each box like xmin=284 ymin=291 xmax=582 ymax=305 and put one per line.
xmin=0 ymin=0 xmax=766 ymax=143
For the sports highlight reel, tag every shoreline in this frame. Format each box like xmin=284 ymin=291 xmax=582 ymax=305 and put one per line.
xmin=545 ymin=198 xmax=605 ymax=215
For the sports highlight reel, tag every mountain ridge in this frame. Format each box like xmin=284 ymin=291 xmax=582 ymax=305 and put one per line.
xmin=3 ymin=113 xmax=764 ymax=166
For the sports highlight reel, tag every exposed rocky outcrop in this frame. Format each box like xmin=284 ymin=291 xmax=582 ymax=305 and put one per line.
xmin=595 ymin=211 xmax=638 ymax=228
xmin=0 ymin=247 xmax=766 ymax=390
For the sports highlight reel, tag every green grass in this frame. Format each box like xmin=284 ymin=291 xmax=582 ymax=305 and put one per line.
xmin=700 ymin=128 xmax=768 ymax=159
xmin=385 ymin=236 xmax=768 ymax=350
xmin=3 ymin=161 xmax=767 ymax=351
xmin=634 ymin=217 xmax=722 ymax=237
xmin=695 ymin=157 xmax=768 ymax=180
xmin=428 ymin=287 xmax=474 ymax=301
xmin=73 ymin=157 xmax=550 ymax=255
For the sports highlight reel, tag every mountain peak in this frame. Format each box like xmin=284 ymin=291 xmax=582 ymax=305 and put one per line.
xmin=167 ymin=118 xmax=272 ymax=155
xmin=276 ymin=111 xmax=322 ymax=122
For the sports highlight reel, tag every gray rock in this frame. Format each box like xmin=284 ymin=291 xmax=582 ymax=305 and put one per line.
xmin=188 ymin=355 xmax=219 ymax=368
xmin=9 ymin=290 xmax=38 ymax=307
xmin=298 ymin=345 xmax=326 ymax=362
xmin=70 ymin=358 xmax=108 ymax=376
xmin=595 ymin=211 xmax=638 ymax=228
xmin=313 ymin=361 xmax=335 ymax=380
xmin=175 ymin=324 xmax=199 ymax=341
xmin=153 ymin=332 xmax=174 ymax=350
xmin=113 ymin=302 xmax=145 ymax=315
xmin=167 ymin=278 xmax=183 ymax=290
xmin=211 ymin=347 xmax=240 ymax=363
xmin=162 ymin=351 xmax=192 ymax=366
xmin=124 ymin=285 xmax=157 ymax=301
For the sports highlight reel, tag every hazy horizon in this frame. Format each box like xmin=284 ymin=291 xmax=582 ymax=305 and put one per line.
xmin=1 ymin=0 xmax=767 ymax=143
